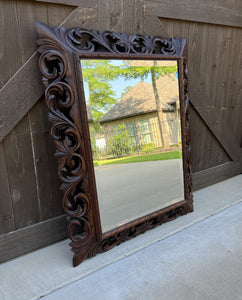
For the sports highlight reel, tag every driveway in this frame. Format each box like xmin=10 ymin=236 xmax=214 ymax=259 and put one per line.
xmin=94 ymin=159 xmax=184 ymax=232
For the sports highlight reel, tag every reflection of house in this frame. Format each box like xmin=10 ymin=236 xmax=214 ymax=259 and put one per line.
xmin=98 ymin=74 xmax=180 ymax=148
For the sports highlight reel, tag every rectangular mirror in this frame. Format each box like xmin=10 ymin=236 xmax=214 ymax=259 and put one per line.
xmin=81 ymin=59 xmax=184 ymax=232
xmin=37 ymin=22 xmax=193 ymax=266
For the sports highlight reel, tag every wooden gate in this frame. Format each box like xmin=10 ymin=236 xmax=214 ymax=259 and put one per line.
xmin=0 ymin=0 xmax=241 ymax=261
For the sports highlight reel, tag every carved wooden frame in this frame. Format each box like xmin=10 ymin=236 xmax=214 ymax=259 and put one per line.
xmin=36 ymin=22 xmax=193 ymax=267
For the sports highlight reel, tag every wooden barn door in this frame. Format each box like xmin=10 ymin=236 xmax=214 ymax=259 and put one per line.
xmin=0 ymin=0 xmax=241 ymax=262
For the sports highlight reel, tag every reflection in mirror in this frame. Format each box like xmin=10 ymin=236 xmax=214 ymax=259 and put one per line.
xmin=81 ymin=60 xmax=184 ymax=232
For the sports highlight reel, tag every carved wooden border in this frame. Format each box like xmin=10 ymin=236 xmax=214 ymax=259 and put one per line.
xmin=36 ymin=22 xmax=193 ymax=267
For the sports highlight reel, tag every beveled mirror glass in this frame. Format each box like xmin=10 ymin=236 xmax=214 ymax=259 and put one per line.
xmin=37 ymin=22 xmax=193 ymax=267
xmin=81 ymin=59 xmax=184 ymax=232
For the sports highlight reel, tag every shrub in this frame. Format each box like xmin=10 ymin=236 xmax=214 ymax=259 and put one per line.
xmin=108 ymin=124 xmax=133 ymax=157
xmin=140 ymin=143 xmax=156 ymax=154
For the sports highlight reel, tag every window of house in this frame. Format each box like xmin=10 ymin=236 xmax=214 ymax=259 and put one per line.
xmin=139 ymin=119 xmax=153 ymax=144
xmin=125 ymin=122 xmax=138 ymax=146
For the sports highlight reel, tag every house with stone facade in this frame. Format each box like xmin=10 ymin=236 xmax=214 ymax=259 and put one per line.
xmin=98 ymin=73 xmax=180 ymax=150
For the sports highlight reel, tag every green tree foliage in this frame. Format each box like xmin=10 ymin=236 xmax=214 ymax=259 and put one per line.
xmin=108 ymin=124 xmax=133 ymax=158
xmin=81 ymin=60 xmax=117 ymax=130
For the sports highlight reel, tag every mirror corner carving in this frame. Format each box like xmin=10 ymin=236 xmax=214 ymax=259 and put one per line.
xmin=36 ymin=22 xmax=193 ymax=267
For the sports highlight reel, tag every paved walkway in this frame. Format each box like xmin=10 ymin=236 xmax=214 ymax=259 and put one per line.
xmin=0 ymin=175 xmax=241 ymax=300
xmin=45 ymin=201 xmax=242 ymax=300
xmin=95 ymin=159 xmax=184 ymax=231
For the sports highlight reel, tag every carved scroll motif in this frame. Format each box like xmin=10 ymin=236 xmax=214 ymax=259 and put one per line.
xmin=183 ymin=58 xmax=193 ymax=203
xmin=37 ymin=23 xmax=193 ymax=267
xmin=37 ymin=24 xmax=95 ymax=260
xmin=66 ymin=28 xmax=182 ymax=55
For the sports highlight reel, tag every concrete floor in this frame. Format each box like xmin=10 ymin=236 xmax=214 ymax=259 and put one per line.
xmin=0 ymin=175 xmax=242 ymax=300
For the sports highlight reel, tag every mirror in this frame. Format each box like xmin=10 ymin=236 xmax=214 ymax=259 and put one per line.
xmin=81 ymin=60 xmax=184 ymax=232
xmin=37 ymin=22 xmax=193 ymax=266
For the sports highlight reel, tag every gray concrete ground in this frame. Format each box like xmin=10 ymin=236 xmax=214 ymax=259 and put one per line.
xmin=0 ymin=175 xmax=241 ymax=300
xmin=44 ymin=201 xmax=242 ymax=300
xmin=95 ymin=159 xmax=184 ymax=232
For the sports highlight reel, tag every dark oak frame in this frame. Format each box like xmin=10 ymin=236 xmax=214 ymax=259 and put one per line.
xmin=36 ymin=22 xmax=193 ymax=267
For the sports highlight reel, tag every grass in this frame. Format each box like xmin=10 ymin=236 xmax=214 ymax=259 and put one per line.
xmin=94 ymin=151 xmax=182 ymax=166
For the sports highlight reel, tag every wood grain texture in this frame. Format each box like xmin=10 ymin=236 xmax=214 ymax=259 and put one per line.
xmin=3 ymin=115 xmax=41 ymax=229
xmin=0 ymin=1 xmax=76 ymax=143
xmin=123 ymin=0 xmax=144 ymax=34
xmin=147 ymin=16 xmax=242 ymax=176
xmin=98 ymin=0 xmax=123 ymax=31
xmin=189 ymin=105 xmax=230 ymax=173
xmin=35 ymin=0 xmax=97 ymax=7
xmin=145 ymin=0 xmax=242 ymax=28
xmin=0 ymin=215 xmax=67 ymax=263
xmin=1 ymin=0 xmax=242 ymax=263
xmin=28 ymin=99 xmax=63 ymax=220
xmin=0 ymin=144 xmax=15 ymax=234
xmin=0 ymin=0 xmax=23 ymax=88
xmin=193 ymin=162 xmax=240 ymax=191
xmin=0 ymin=54 xmax=44 ymax=143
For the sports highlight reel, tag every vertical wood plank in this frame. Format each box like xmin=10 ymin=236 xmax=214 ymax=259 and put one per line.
xmin=0 ymin=0 xmax=22 ymax=88
xmin=123 ymin=0 xmax=144 ymax=34
xmin=98 ymin=0 xmax=123 ymax=31
xmin=15 ymin=0 xmax=48 ymax=64
xmin=46 ymin=2 xmax=76 ymax=27
xmin=144 ymin=15 xmax=174 ymax=37
xmin=3 ymin=115 xmax=41 ymax=229
xmin=0 ymin=144 xmax=15 ymax=234
xmin=63 ymin=6 xmax=98 ymax=29
xmin=190 ymin=106 xmax=230 ymax=172
xmin=28 ymin=99 xmax=63 ymax=221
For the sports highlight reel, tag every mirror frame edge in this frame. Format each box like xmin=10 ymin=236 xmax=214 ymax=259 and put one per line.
xmin=36 ymin=22 xmax=193 ymax=267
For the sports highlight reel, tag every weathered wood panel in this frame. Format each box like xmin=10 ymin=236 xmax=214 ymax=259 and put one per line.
xmin=145 ymin=0 xmax=242 ymax=28
xmin=0 ymin=215 xmax=67 ymax=263
xmin=193 ymin=162 xmax=241 ymax=191
xmin=143 ymin=14 xmax=242 ymax=187
xmin=36 ymin=0 xmax=96 ymax=7
xmin=0 ymin=0 xmax=241 ymax=261
xmin=0 ymin=0 xmax=23 ymax=88
xmin=28 ymin=98 xmax=63 ymax=220
xmin=0 ymin=144 xmax=15 ymax=234
xmin=3 ymin=114 xmax=40 ymax=229
xmin=0 ymin=1 xmax=76 ymax=143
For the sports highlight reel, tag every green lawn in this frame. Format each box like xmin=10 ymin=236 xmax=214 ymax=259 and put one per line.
xmin=94 ymin=151 xmax=182 ymax=166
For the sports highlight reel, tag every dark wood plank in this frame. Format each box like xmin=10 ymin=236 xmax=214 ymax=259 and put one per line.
xmin=3 ymin=114 xmax=41 ymax=229
xmin=143 ymin=15 xmax=174 ymax=37
xmin=28 ymin=99 xmax=63 ymax=221
xmin=193 ymin=162 xmax=240 ymax=191
xmin=0 ymin=215 xmax=67 ymax=263
xmin=0 ymin=144 xmax=15 ymax=234
xmin=145 ymin=0 xmax=242 ymax=28
xmin=46 ymin=2 xmax=75 ymax=27
xmin=0 ymin=6 xmax=84 ymax=143
xmin=98 ymin=0 xmax=123 ymax=31
xmin=56 ymin=6 xmax=97 ymax=28
xmin=15 ymin=0 xmax=48 ymax=63
xmin=35 ymin=0 xmax=97 ymax=7
xmin=123 ymin=0 xmax=144 ymax=34
xmin=0 ymin=54 xmax=44 ymax=143
xmin=0 ymin=0 xmax=23 ymax=88
xmin=188 ymin=24 xmax=241 ymax=162
xmin=190 ymin=105 xmax=231 ymax=173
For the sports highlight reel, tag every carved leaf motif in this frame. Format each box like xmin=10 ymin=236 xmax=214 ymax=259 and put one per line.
xmin=66 ymin=28 xmax=181 ymax=55
xmin=36 ymin=22 xmax=193 ymax=267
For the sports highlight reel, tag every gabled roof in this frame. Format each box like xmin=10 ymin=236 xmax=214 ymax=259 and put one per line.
xmin=99 ymin=73 xmax=179 ymax=124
